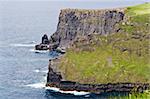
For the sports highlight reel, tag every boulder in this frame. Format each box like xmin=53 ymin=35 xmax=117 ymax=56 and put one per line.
xmin=35 ymin=44 xmax=49 ymax=50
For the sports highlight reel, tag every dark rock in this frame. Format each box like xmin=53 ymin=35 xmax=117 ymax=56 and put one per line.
xmin=35 ymin=44 xmax=49 ymax=50
xmin=49 ymin=9 xmax=125 ymax=48
xmin=49 ymin=42 xmax=59 ymax=51
xmin=47 ymin=60 xmax=62 ymax=84
xmin=42 ymin=34 xmax=49 ymax=44
xmin=35 ymin=34 xmax=50 ymax=50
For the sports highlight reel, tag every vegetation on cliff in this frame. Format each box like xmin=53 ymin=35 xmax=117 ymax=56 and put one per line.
xmin=58 ymin=3 xmax=150 ymax=84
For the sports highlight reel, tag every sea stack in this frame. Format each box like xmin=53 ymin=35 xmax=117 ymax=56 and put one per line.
xmin=42 ymin=34 xmax=49 ymax=44
xmin=35 ymin=34 xmax=49 ymax=50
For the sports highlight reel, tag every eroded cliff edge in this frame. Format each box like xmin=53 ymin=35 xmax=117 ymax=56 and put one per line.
xmin=46 ymin=3 xmax=150 ymax=94
xmin=49 ymin=8 xmax=125 ymax=48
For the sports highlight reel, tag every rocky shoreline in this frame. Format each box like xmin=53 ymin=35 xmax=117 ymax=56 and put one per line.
xmin=46 ymin=59 xmax=150 ymax=94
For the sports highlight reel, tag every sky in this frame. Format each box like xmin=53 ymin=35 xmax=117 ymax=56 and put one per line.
xmin=0 ymin=0 xmax=149 ymax=2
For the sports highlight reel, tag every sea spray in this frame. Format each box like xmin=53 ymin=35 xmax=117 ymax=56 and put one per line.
xmin=45 ymin=87 xmax=90 ymax=96
xmin=10 ymin=44 xmax=36 ymax=47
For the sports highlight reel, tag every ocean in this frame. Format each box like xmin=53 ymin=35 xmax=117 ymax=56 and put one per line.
xmin=0 ymin=0 xmax=148 ymax=99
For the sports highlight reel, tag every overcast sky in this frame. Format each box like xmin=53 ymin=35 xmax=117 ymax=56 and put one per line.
xmin=0 ymin=0 xmax=149 ymax=2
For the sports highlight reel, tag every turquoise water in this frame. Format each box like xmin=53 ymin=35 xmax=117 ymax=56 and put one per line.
xmin=0 ymin=1 xmax=149 ymax=99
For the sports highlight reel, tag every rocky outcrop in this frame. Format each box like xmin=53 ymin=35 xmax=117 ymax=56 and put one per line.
xmin=35 ymin=34 xmax=65 ymax=53
xmin=42 ymin=34 xmax=49 ymax=44
xmin=49 ymin=8 xmax=125 ymax=48
xmin=47 ymin=81 xmax=150 ymax=94
xmin=35 ymin=44 xmax=49 ymax=50
xmin=46 ymin=59 xmax=150 ymax=94
xmin=35 ymin=34 xmax=49 ymax=50
xmin=35 ymin=34 xmax=61 ymax=52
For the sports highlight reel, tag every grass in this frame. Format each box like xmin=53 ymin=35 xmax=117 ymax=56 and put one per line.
xmin=126 ymin=2 xmax=150 ymax=15
xmin=59 ymin=44 xmax=150 ymax=84
xmin=58 ymin=3 xmax=150 ymax=84
xmin=112 ymin=90 xmax=150 ymax=99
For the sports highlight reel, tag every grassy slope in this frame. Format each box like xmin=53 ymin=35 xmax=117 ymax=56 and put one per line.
xmin=59 ymin=3 xmax=150 ymax=84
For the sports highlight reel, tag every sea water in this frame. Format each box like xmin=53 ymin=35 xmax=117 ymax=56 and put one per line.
xmin=0 ymin=0 xmax=148 ymax=99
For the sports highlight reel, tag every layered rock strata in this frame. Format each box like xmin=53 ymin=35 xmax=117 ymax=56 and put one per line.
xmin=49 ymin=8 xmax=125 ymax=48
xmin=46 ymin=59 xmax=150 ymax=94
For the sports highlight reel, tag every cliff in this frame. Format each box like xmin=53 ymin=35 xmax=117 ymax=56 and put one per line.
xmin=46 ymin=3 xmax=150 ymax=96
xmin=46 ymin=59 xmax=150 ymax=94
xmin=55 ymin=3 xmax=150 ymax=84
xmin=49 ymin=8 xmax=125 ymax=48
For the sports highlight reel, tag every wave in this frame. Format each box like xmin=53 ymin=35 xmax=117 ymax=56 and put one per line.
xmin=41 ymin=70 xmax=48 ymax=73
xmin=45 ymin=87 xmax=90 ymax=96
xmin=26 ymin=83 xmax=90 ymax=96
xmin=33 ymin=69 xmax=48 ymax=73
xmin=26 ymin=82 xmax=90 ymax=96
xmin=10 ymin=41 xmax=37 ymax=47
xmin=10 ymin=43 xmax=36 ymax=47
xmin=27 ymin=68 xmax=90 ymax=96
xmin=33 ymin=69 xmax=40 ymax=73
xmin=29 ymin=49 xmax=49 ymax=53
xmin=26 ymin=82 xmax=45 ymax=89
xmin=26 ymin=81 xmax=90 ymax=96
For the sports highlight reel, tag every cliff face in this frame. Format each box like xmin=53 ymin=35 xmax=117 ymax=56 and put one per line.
xmin=46 ymin=3 xmax=150 ymax=94
xmin=46 ymin=59 xmax=150 ymax=94
xmin=50 ymin=8 xmax=125 ymax=47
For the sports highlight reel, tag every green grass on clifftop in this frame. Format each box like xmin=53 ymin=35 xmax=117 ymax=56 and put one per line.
xmin=126 ymin=2 xmax=150 ymax=15
xmin=58 ymin=3 xmax=150 ymax=84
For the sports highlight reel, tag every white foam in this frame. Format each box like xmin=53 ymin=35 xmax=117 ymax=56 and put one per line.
xmin=26 ymin=75 xmax=47 ymax=89
xmin=27 ymin=68 xmax=89 ymax=96
xmin=26 ymin=82 xmax=45 ymax=89
xmin=29 ymin=49 xmax=49 ymax=53
xmin=33 ymin=69 xmax=48 ymax=73
xmin=45 ymin=87 xmax=90 ymax=96
xmin=10 ymin=44 xmax=36 ymax=47
xmin=33 ymin=69 xmax=40 ymax=73
xmin=43 ymin=76 xmax=47 ymax=81
xmin=45 ymin=87 xmax=60 ymax=92
xmin=41 ymin=70 xmax=48 ymax=73
xmin=26 ymin=81 xmax=90 ymax=96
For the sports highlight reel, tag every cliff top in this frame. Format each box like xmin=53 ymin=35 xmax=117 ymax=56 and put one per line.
xmin=61 ymin=8 xmax=125 ymax=11
xmin=60 ymin=8 xmax=126 ymax=15
xmin=126 ymin=2 xmax=150 ymax=15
